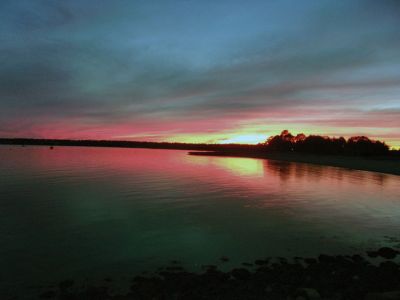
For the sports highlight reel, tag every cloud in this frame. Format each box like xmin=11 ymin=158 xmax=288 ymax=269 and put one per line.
xmin=0 ymin=0 xmax=399 ymax=145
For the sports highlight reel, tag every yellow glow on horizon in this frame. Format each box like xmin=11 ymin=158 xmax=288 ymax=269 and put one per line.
xmin=165 ymin=132 xmax=269 ymax=145
xmin=219 ymin=134 xmax=267 ymax=144
xmin=124 ymin=123 xmax=400 ymax=149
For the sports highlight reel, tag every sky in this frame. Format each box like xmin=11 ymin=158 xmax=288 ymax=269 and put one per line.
xmin=1 ymin=0 xmax=400 ymax=148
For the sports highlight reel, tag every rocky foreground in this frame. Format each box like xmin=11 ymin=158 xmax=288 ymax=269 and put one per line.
xmin=37 ymin=247 xmax=400 ymax=300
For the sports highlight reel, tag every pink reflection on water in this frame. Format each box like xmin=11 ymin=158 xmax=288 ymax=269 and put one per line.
xmin=0 ymin=145 xmax=398 ymax=198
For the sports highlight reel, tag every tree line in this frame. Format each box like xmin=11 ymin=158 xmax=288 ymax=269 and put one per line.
xmin=263 ymin=130 xmax=393 ymax=156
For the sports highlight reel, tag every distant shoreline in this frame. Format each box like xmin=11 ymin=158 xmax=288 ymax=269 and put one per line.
xmin=0 ymin=138 xmax=257 ymax=152
xmin=189 ymin=151 xmax=400 ymax=176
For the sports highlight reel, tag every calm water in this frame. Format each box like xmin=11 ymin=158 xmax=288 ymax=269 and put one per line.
xmin=1 ymin=146 xmax=400 ymax=296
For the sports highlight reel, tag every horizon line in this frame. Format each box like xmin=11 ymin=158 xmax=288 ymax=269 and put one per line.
xmin=0 ymin=135 xmax=399 ymax=150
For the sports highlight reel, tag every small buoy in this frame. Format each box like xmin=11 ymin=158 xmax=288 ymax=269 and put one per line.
xmin=50 ymin=146 xmax=54 ymax=150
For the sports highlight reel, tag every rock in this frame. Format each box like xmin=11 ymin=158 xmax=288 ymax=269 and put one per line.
xmin=377 ymin=247 xmax=399 ymax=259
xmin=254 ymin=259 xmax=269 ymax=265
xmin=202 ymin=264 xmax=217 ymax=271
xmin=351 ymin=254 xmax=365 ymax=263
xmin=231 ymin=268 xmax=251 ymax=280
xmin=294 ymin=288 xmax=321 ymax=300
xmin=367 ymin=250 xmax=379 ymax=258
xmin=364 ymin=291 xmax=400 ymax=300
xmin=279 ymin=257 xmax=288 ymax=264
xmin=58 ymin=279 xmax=74 ymax=290
xmin=318 ymin=254 xmax=335 ymax=263
xmin=304 ymin=258 xmax=317 ymax=265
xmin=170 ymin=260 xmax=180 ymax=264
xmin=220 ymin=256 xmax=229 ymax=262
xmin=166 ymin=266 xmax=184 ymax=272
xmin=40 ymin=290 xmax=56 ymax=298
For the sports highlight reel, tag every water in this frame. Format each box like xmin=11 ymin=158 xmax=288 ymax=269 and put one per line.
xmin=1 ymin=146 xmax=400 ymax=297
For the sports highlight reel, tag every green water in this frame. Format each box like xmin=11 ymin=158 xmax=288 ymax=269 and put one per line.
xmin=1 ymin=146 xmax=399 ymax=297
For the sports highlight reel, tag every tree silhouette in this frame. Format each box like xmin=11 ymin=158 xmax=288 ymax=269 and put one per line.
xmin=264 ymin=131 xmax=389 ymax=156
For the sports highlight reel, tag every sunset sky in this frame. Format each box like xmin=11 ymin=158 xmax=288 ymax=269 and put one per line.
xmin=1 ymin=0 xmax=399 ymax=148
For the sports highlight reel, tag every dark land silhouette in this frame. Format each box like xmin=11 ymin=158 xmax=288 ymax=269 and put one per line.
xmin=0 ymin=138 xmax=256 ymax=152
xmin=263 ymin=130 xmax=394 ymax=156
